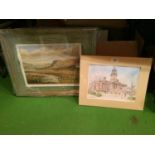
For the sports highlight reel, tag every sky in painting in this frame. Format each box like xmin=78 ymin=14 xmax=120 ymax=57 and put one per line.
xmin=16 ymin=44 xmax=80 ymax=52
xmin=16 ymin=44 xmax=44 ymax=52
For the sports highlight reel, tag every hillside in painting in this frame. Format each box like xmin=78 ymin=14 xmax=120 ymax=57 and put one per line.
xmin=19 ymin=45 xmax=80 ymax=85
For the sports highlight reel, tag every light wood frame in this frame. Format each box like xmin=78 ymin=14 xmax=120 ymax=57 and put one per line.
xmin=79 ymin=56 xmax=152 ymax=110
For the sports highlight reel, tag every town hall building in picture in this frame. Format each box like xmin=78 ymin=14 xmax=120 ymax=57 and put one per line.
xmin=88 ymin=67 xmax=136 ymax=100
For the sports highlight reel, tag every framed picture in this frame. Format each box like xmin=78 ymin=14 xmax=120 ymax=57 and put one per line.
xmin=79 ymin=56 xmax=152 ymax=110
xmin=16 ymin=43 xmax=81 ymax=87
xmin=0 ymin=27 xmax=101 ymax=96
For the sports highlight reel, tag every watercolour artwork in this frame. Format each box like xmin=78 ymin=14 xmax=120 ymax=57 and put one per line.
xmin=88 ymin=65 xmax=140 ymax=102
xmin=16 ymin=43 xmax=81 ymax=87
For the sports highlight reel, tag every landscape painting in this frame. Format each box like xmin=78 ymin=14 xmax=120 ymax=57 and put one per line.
xmin=87 ymin=65 xmax=140 ymax=102
xmin=16 ymin=43 xmax=81 ymax=87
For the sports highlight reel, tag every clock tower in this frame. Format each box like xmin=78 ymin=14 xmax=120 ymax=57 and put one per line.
xmin=110 ymin=67 xmax=117 ymax=82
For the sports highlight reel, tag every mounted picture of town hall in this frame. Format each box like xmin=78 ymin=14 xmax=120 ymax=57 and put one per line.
xmin=87 ymin=65 xmax=140 ymax=102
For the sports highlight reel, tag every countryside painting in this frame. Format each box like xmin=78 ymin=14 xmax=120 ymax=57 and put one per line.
xmin=87 ymin=65 xmax=140 ymax=102
xmin=16 ymin=43 xmax=81 ymax=86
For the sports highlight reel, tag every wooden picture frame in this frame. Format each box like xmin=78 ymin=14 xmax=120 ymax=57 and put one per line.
xmin=0 ymin=28 xmax=100 ymax=96
xmin=79 ymin=56 xmax=152 ymax=110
